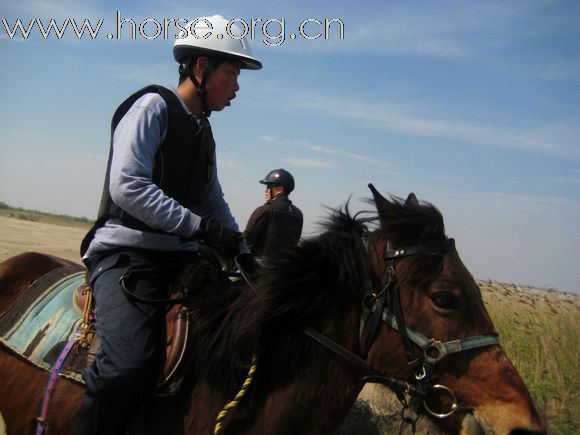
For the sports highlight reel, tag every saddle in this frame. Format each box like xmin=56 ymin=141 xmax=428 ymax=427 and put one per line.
xmin=72 ymin=255 xmax=223 ymax=396
xmin=0 ymin=252 xmax=227 ymax=395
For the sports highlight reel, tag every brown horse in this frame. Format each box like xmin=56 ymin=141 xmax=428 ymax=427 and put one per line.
xmin=0 ymin=187 xmax=546 ymax=434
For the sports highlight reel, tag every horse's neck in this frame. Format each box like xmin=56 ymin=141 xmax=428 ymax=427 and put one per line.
xmin=254 ymin=310 xmax=365 ymax=433
xmin=183 ymin=310 xmax=365 ymax=434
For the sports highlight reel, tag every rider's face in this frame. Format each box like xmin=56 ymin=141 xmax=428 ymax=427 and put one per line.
xmin=205 ymin=61 xmax=240 ymax=111
xmin=265 ymin=185 xmax=283 ymax=201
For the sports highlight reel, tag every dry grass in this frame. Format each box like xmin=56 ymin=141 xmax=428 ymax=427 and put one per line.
xmin=481 ymin=281 xmax=579 ymax=434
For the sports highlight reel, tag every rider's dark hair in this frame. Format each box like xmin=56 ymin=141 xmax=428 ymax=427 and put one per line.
xmin=178 ymin=56 xmax=229 ymax=84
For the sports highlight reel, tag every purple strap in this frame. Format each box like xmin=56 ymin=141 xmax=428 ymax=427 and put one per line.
xmin=36 ymin=333 xmax=78 ymax=435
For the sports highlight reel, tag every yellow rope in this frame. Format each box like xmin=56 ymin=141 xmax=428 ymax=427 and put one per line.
xmin=76 ymin=285 xmax=95 ymax=348
xmin=213 ymin=354 xmax=258 ymax=435
xmin=82 ymin=285 xmax=93 ymax=322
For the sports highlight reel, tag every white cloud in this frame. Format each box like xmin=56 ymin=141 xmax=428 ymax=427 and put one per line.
xmin=250 ymin=1 xmax=544 ymax=59
xmin=309 ymin=144 xmax=391 ymax=168
xmin=257 ymin=135 xmax=278 ymax=143
xmin=217 ymin=157 xmax=241 ymax=170
xmin=551 ymin=176 xmax=580 ymax=186
xmin=436 ymin=189 xmax=580 ymax=222
xmin=258 ymin=135 xmax=395 ymax=172
xmin=282 ymin=157 xmax=336 ymax=168
xmin=287 ymin=94 xmax=580 ymax=158
xmin=344 ymin=16 xmax=469 ymax=59
xmin=99 ymin=63 xmax=173 ymax=84
xmin=0 ymin=33 xmax=26 ymax=42
xmin=5 ymin=1 xmax=103 ymax=22
xmin=538 ymin=61 xmax=580 ymax=81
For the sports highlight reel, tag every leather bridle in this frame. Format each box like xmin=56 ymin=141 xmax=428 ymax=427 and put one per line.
xmin=303 ymin=236 xmax=500 ymax=421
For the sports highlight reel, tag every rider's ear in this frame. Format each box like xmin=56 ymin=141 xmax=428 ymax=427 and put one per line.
xmin=195 ymin=56 xmax=210 ymax=76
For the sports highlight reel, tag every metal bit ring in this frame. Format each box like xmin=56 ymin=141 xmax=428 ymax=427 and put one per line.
xmin=423 ymin=384 xmax=458 ymax=419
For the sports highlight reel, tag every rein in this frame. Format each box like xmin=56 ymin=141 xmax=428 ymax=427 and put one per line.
xmin=35 ymin=328 xmax=82 ymax=435
xmin=304 ymin=236 xmax=500 ymax=425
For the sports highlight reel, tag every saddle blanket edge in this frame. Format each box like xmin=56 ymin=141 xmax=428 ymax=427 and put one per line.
xmin=0 ymin=270 xmax=87 ymax=384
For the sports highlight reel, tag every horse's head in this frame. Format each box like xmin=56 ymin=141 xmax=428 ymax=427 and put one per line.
xmin=365 ymin=184 xmax=546 ymax=434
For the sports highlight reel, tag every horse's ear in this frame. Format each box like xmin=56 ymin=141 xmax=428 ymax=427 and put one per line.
xmin=368 ymin=183 xmax=388 ymax=206
xmin=405 ymin=193 xmax=419 ymax=207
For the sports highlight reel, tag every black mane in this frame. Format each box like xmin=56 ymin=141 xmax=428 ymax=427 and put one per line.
xmin=190 ymin=204 xmax=371 ymax=393
xmin=189 ymin=191 xmax=457 ymax=395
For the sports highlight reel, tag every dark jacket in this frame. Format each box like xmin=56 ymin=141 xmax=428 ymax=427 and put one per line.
xmin=244 ymin=196 xmax=303 ymax=257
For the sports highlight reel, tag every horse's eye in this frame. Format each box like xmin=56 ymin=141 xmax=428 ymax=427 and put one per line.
xmin=431 ymin=292 xmax=458 ymax=310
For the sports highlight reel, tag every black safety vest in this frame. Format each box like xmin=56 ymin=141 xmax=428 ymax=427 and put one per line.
xmin=81 ymin=85 xmax=213 ymax=255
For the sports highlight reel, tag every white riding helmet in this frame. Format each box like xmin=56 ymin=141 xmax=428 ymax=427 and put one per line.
xmin=173 ymin=15 xmax=262 ymax=70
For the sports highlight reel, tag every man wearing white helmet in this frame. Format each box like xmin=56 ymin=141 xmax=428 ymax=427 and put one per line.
xmin=77 ymin=15 xmax=261 ymax=434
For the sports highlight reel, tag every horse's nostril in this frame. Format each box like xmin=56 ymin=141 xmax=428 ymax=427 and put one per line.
xmin=509 ymin=430 xmax=546 ymax=435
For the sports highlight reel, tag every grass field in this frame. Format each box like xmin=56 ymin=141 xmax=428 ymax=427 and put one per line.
xmin=482 ymin=282 xmax=579 ymax=434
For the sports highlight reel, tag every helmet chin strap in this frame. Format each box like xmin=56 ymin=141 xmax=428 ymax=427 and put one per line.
xmin=191 ymin=73 xmax=211 ymax=117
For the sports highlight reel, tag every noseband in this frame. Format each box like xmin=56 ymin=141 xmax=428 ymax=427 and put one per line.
xmin=303 ymin=236 xmax=500 ymax=422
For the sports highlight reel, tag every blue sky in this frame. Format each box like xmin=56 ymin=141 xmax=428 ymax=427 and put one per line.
xmin=1 ymin=0 xmax=579 ymax=292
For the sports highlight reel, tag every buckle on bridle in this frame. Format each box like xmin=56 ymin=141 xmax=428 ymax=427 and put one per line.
xmin=414 ymin=366 xmax=427 ymax=381
xmin=424 ymin=339 xmax=445 ymax=363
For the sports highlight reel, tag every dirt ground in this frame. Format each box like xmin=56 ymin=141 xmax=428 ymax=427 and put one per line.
xmin=0 ymin=217 xmax=87 ymax=435
xmin=0 ymin=216 xmax=87 ymax=265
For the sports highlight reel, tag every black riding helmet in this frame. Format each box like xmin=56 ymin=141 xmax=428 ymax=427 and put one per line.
xmin=259 ymin=168 xmax=295 ymax=194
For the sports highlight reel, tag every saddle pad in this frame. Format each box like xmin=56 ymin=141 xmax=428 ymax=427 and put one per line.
xmin=0 ymin=267 xmax=87 ymax=383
